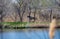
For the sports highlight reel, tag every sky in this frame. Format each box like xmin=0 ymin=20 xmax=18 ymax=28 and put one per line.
xmin=12 ymin=0 xmax=17 ymax=3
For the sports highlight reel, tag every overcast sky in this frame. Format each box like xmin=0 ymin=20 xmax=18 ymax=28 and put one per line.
xmin=12 ymin=0 xmax=17 ymax=3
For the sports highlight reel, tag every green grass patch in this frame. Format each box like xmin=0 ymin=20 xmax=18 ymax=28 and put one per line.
xmin=0 ymin=22 xmax=60 ymax=27
xmin=0 ymin=22 xmax=32 ymax=27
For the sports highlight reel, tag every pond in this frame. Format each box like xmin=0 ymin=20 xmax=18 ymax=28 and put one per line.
xmin=0 ymin=29 xmax=60 ymax=39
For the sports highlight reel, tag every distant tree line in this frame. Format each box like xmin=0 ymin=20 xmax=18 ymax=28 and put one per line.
xmin=0 ymin=0 xmax=60 ymax=22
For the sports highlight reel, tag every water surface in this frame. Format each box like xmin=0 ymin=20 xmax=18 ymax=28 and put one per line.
xmin=0 ymin=29 xmax=60 ymax=39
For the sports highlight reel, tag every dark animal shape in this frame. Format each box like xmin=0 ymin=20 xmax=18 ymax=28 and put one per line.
xmin=27 ymin=16 xmax=37 ymax=20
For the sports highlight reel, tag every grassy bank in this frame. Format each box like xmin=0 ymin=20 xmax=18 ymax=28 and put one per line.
xmin=0 ymin=22 xmax=32 ymax=27
xmin=0 ymin=22 xmax=60 ymax=27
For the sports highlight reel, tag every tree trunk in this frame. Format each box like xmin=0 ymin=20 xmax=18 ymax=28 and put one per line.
xmin=29 ymin=7 xmax=31 ymax=22
xmin=0 ymin=10 xmax=3 ymax=22
xmin=34 ymin=7 xmax=36 ymax=22
xmin=50 ymin=9 xmax=52 ymax=22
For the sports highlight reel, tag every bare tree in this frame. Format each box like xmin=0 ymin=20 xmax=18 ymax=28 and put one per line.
xmin=14 ymin=0 xmax=28 ymax=22
xmin=0 ymin=0 xmax=5 ymax=22
xmin=34 ymin=7 xmax=36 ymax=22
xmin=28 ymin=6 xmax=31 ymax=22
xmin=0 ymin=9 xmax=3 ymax=22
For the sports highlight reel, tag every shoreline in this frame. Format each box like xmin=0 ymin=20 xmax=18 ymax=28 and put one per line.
xmin=0 ymin=25 xmax=60 ymax=29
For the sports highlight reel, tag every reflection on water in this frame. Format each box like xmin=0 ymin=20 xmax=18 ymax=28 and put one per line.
xmin=0 ymin=29 xmax=60 ymax=39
